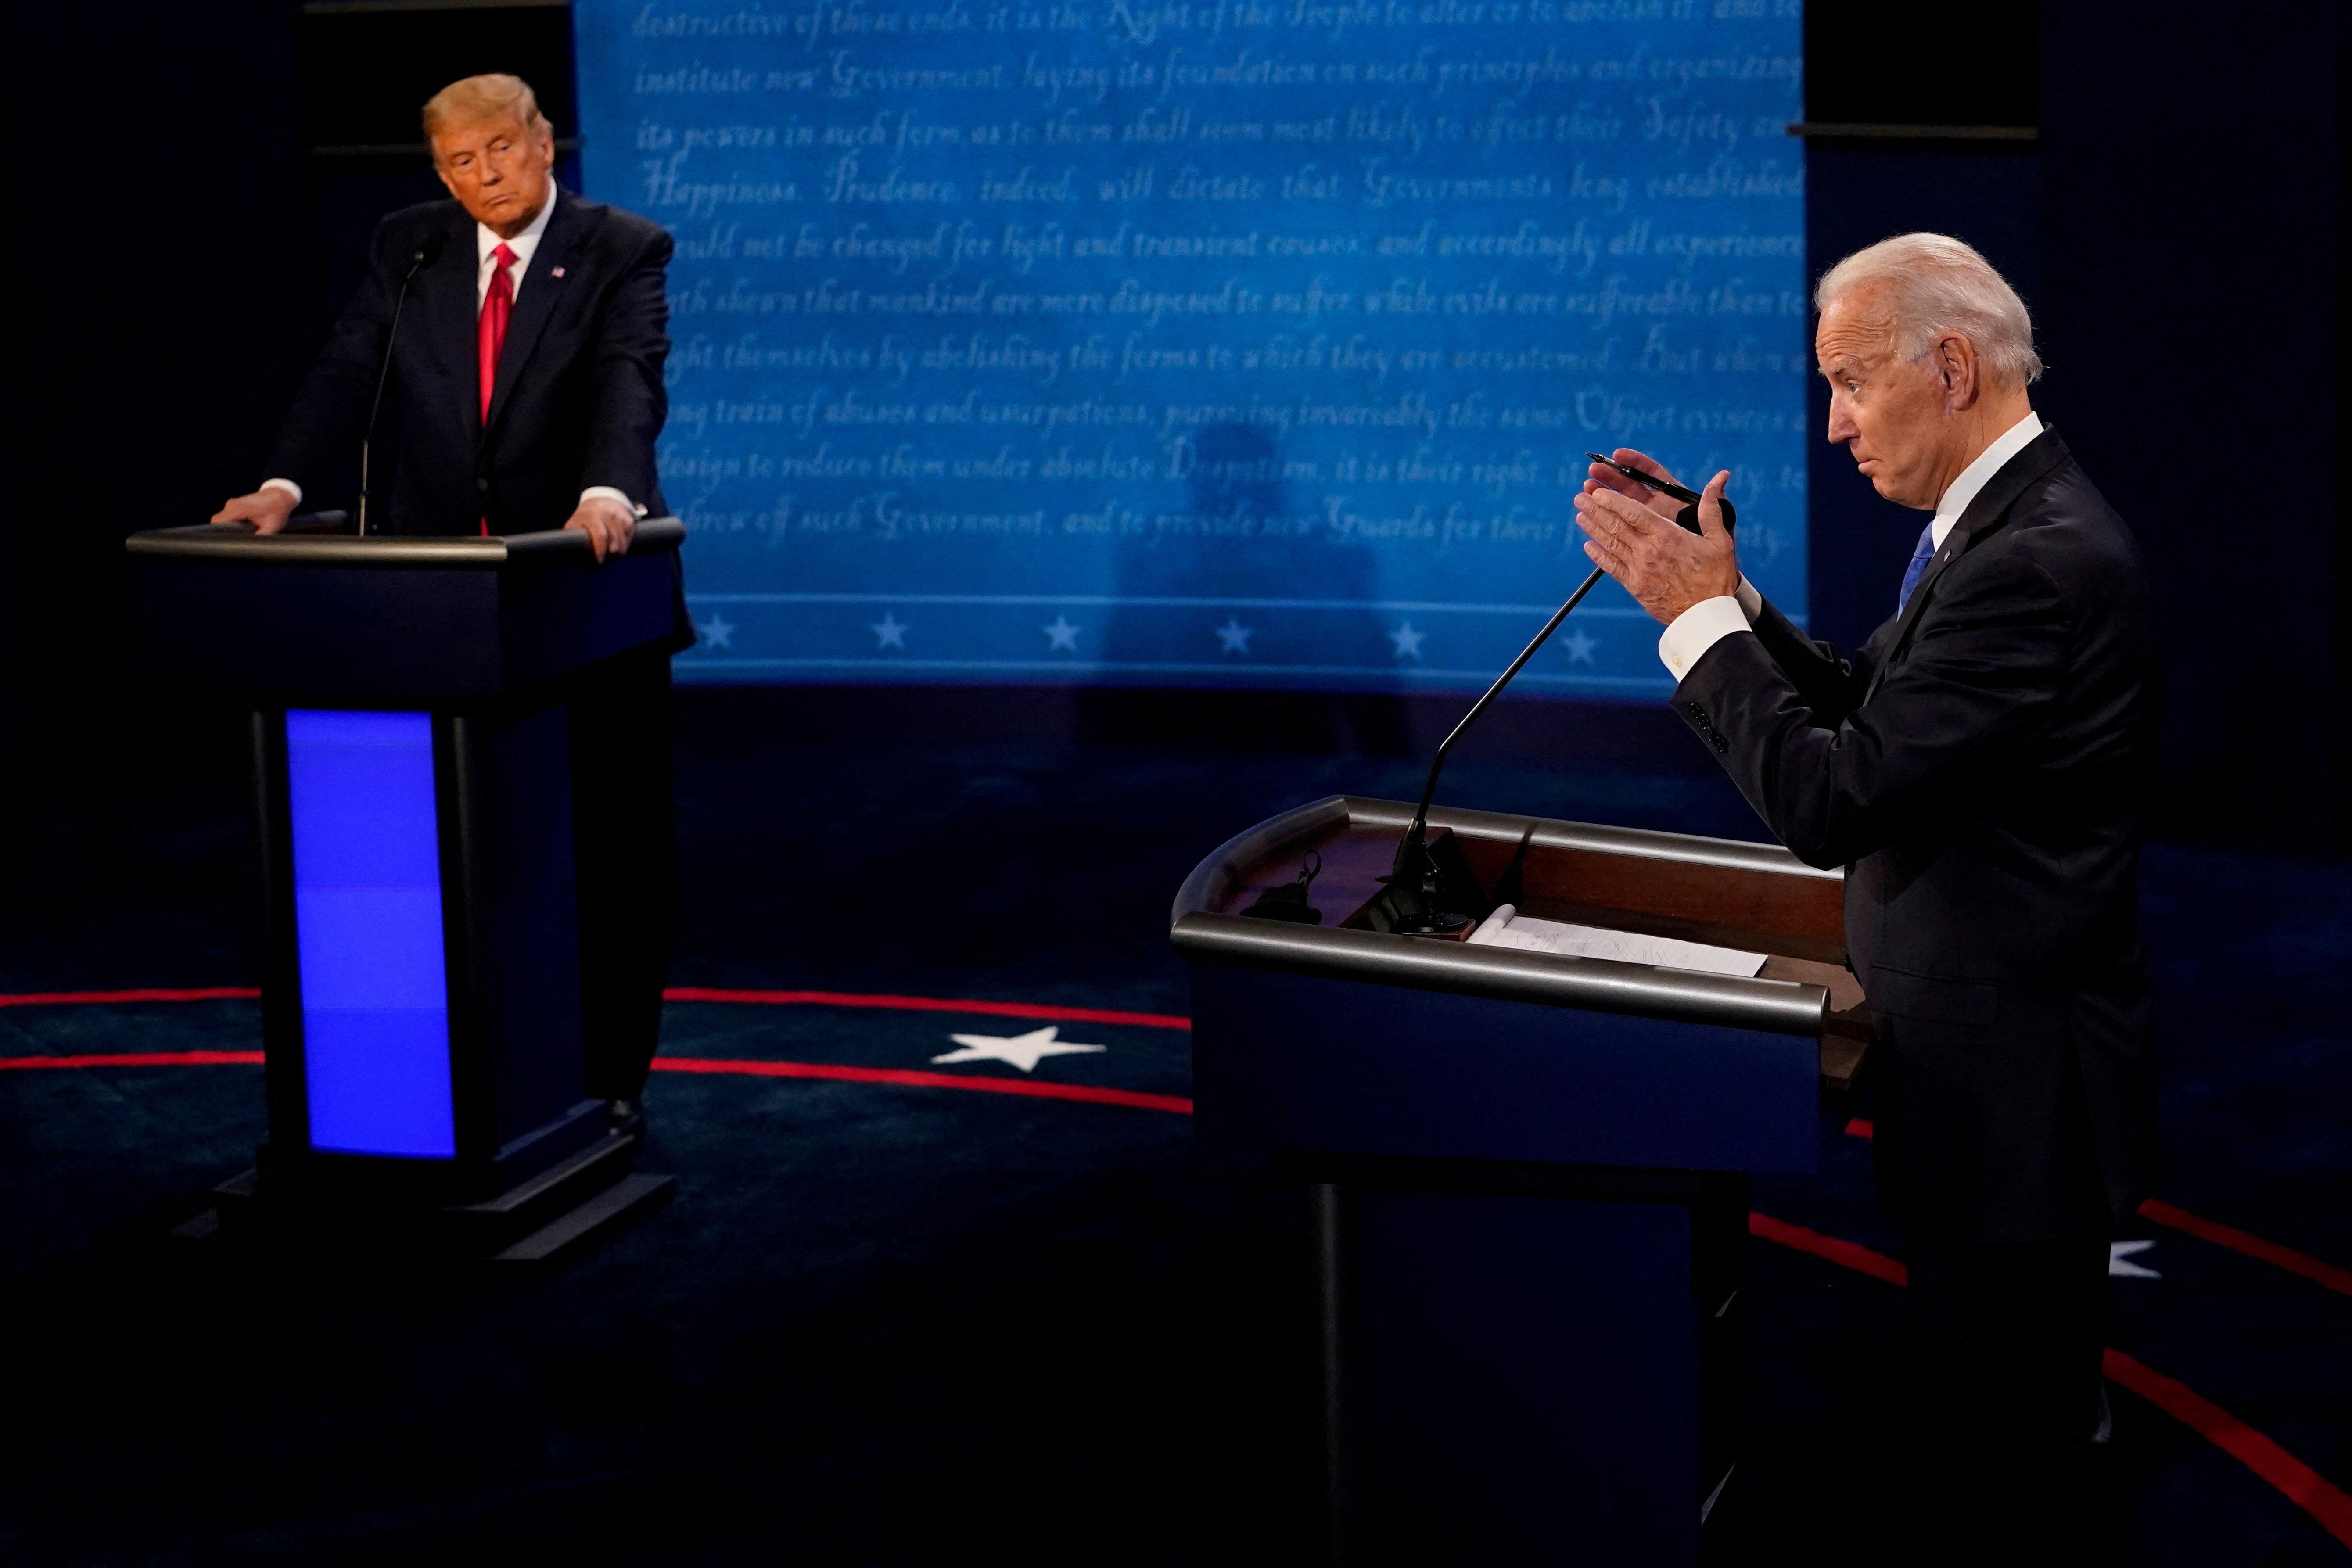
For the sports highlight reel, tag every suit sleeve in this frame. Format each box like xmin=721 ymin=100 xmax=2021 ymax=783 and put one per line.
xmin=1677 ymin=551 xmax=2070 ymax=868
xmin=579 ymin=226 xmax=672 ymax=508
xmin=264 ymin=218 xmax=406 ymax=497
xmin=1745 ymin=598 xmax=1877 ymax=724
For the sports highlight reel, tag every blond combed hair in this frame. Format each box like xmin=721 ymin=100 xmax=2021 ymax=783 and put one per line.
xmin=1815 ymin=233 xmax=2043 ymax=388
xmin=422 ymin=74 xmax=551 ymax=143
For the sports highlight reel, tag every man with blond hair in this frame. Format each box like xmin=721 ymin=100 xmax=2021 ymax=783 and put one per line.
xmin=1575 ymin=233 xmax=2158 ymax=1553
xmin=216 ymin=75 xmax=684 ymax=1130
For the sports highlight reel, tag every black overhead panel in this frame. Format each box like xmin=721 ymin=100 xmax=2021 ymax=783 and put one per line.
xmin=298 ymin=0 xmax=577 ymax=157
xmin=1798 ymin=0 xmax=2039 ymax=150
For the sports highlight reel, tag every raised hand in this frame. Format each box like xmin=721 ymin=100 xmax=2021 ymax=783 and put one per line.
xmin=1573 ymin=468 xmax=1740 ymax=625
xmin=1583 ymin=448 xmax=1689 ymax=528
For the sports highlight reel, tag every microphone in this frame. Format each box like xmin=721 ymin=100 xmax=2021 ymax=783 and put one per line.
xmin=1383 ymin=470 xmax=1736 ymax=936
xmin=356 ymin=232 xmax=446 ymax=537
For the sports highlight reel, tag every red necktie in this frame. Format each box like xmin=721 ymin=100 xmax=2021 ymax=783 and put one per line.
xmin=476 ymin=243 xmax=516 ymax=534
xmin=479 ymin=242 xmax=516 ymax=423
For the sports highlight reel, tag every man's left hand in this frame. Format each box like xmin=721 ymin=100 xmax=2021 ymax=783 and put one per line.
xmin=564 ymin=495 xmax=637 ymax=563
xmin=1573 ymin=466 xmax=1740 ymax=624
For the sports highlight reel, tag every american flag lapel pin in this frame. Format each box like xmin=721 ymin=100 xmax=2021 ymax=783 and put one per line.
xmin=551 ymin=266 xmax=566 ymax=278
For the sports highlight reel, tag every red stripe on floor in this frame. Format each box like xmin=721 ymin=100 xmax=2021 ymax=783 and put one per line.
xmin=1841 ymin=1119 xmax=2352 ymax=1301
xmin=7 ymin=1028 xmax=2343 ymax=1539
xmin=0 ymin=1048 xmax=1195 ymax=1113
xmin=0 ymin=988 xmax=259 ymax=1008
xmin=0 ymin=1051 xmax=265 ymax=1070
xmin=659 ymin=987 xmax=1191 ymax=1030
xmin=1749 ymin=1209 xmax=2352 ymax=1550
xmin=2102 ymin=1348 xmax=2352 ymax=1550
xmin=652 ymin=1056 xmax=1193 ymax=1113
xmin=2136 ymin=1198 xmax=2352 ymax=1300
xmin=0 ymin=985 xmax=1190 ymax=1032
xmin=1747 ymin=1210 xmax=1908 ymax=1286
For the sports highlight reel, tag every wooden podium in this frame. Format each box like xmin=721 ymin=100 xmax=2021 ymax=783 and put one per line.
xmin=1172 ymin=795 xmax=1867 ymax=1566
xmin=127 ymin=517 xmax=687 ymax=1263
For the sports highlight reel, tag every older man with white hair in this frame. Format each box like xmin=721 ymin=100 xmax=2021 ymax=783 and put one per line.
xmin=1575 ymin=233 xmax=2159 ymax=1551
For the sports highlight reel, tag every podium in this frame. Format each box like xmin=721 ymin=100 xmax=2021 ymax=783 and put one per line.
xmin=127 ymin=518 xmax=687 ymax=1263
xmin=1172 ymin=796 xmax=1867 ymax=1566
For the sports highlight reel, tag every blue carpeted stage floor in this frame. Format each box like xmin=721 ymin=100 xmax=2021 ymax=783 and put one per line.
xmin=2 ymin=690 xmax=2348 ymax=1564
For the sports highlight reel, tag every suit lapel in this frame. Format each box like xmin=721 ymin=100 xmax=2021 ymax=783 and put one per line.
xmin=422 ymin=206 xmax=482 ymax=444
xmin=485 ymin=190 xmax=586 ymax=433
xmin=1863 ymin=427 xmax=2073 ymax=700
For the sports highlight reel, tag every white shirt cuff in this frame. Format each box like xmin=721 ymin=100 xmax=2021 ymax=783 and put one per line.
xmin=1734 ymin=574 xmax=1762 ymax=621
xmin=1657 ymin=591 xmax=1756 ymax=682
xmin=580 ymin=486 xmax=646 ymax=517
xmin=260 ymin=477 xmax=302 ymax=506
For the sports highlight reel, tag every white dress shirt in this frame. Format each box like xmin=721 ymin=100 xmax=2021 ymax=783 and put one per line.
xmin=263 ymin=193 xmax=641 ymax=521
xmin=471 ymin=190 xmax=553 ymax=306
xmin=1655 ymin=409 xmax=2045 ymax=682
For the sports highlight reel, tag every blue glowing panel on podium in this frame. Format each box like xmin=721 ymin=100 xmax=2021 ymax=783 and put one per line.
xmin=285 ymin=709 xmax=457 ymax=1159
xmin=575 ymin=0 xmax=1805 ymax=694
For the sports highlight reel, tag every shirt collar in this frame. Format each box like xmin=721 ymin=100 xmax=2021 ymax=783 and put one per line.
xmin=1930 ymin=409 xmax=2043 ymax=546
xmin=475 ymin=187 xmax=556 ymax=270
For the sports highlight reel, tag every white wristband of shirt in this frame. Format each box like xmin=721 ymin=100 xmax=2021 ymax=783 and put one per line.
xmin=1656 ymin=575 xmax=1765 ymax=683
xmin=579 ymin=486 xmax=647 ymax=517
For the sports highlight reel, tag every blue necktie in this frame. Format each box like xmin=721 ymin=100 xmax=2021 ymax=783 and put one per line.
xmin=1897 ymin=523 xmax=1938 ymax=615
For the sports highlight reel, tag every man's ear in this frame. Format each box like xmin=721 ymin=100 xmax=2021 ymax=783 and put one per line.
xmin=1935 ymin=333 xmax=1980 ymax=411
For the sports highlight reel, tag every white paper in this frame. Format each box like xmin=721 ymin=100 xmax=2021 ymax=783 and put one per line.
xmin=1465 ymin=904 xmax=1768 ymax=978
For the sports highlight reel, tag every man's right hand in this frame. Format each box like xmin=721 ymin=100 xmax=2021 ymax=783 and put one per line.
xmin=211 ymin=488 xmax=297 ymax=534
xmin=1585 ymin=449 xmax=1691 ymax=527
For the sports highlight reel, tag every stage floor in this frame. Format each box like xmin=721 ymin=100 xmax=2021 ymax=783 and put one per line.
xmin=3 ymin=693 xmax=2348 ymax=1564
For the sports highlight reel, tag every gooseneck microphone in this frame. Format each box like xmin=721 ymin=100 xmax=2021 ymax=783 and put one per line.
xmin=356 ymin=232 xmax=446 ymax=537
xmin=1384 ymin=464 xmax=1737 ymax=936
xmin=1385 ymin=567 xmax=1608 ymax=934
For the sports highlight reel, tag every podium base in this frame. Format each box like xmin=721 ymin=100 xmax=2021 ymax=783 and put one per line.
xmin=180 ymin=1131 xmax=674 ymax=1270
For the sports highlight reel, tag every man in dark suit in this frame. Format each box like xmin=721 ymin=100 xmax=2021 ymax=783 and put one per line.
xmin=215 ymin=74 xmax=682 ymax=1130
xmin=1574 ymin=233 xmax=2158 ymax=1554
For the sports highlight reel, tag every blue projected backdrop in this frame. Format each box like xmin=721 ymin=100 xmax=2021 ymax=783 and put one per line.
xmin=575 ymin=0 xmax=1804 ymax=693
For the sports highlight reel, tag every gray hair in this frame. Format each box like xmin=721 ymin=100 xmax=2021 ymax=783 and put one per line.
xmin=1814 ymin=233 xmax=2043 ymax=387
xmin=422 ymin=74 xmax=552 ymax=143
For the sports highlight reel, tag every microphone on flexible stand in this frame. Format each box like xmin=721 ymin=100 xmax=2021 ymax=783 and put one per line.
xmin=1384 ymin=463 xmax=1736 ymax=936
xmin=356 ymin=232 xmax=446 ymax=537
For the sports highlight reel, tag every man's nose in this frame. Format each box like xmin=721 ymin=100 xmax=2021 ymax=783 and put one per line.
xmin=1824 ymin=395 xmax=1858 ymax=444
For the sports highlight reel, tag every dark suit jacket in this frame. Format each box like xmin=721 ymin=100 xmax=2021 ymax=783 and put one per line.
xmin=1676 ymin=428 xmax=2160 ymax=1242
xmin=269 ymin=189 xmax=671 ymax=535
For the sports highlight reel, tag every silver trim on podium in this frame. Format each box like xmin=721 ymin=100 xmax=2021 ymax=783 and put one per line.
xmin=1172 ymin=795 xmax=1835 ymax=1037
xmin=126 ymin=517 xmax=687 ymax=569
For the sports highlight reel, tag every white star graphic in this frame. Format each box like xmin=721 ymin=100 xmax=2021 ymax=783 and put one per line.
xmin=698 ymin=613 xmax=735 ymax=650
xmin=1387 ymin=622 xmax=1425 ymax=659
xmin=1042 ymin=614 xmax=1081 ymax=652
xmin=1215 ymin=617 xmax=1253 ymax=653
xmin=2109 ymin=1240 xmax=2161 ymax=1279
xmin=871 ymin=613 xmax=908 ymax=649
xmin=931 ymin=1025 xmax=1107 ymax=1073
xmin=1562 ymin=627 xmax=1598 ymax=664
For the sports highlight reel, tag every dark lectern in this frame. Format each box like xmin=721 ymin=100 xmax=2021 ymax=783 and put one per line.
xmin=1173 ymin=796 xmax=1867 ymax=1566
xmin=128 ymin=518 xmax=686 ymax=1263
